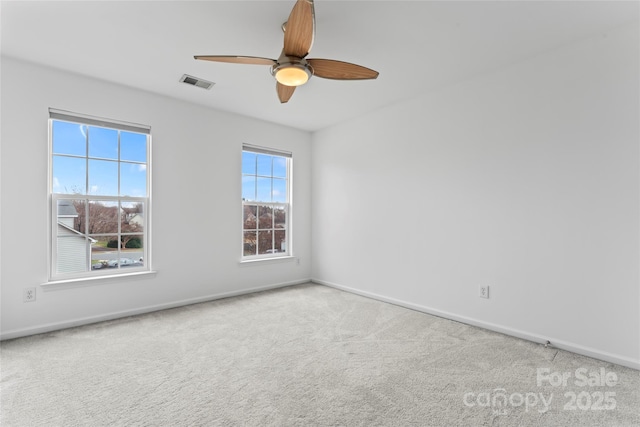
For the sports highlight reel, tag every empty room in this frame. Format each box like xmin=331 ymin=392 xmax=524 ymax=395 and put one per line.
xmin=1 ymin=1 xmax=638 ymax=426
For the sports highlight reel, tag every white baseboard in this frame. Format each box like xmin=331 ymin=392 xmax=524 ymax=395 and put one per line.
xmin=0 ymin=279 xmax=310 ymax=341
xmin=312 ymin=278 xmax=640 ymax=371
xmin=4 ymin=277 xmax=638 ymax=370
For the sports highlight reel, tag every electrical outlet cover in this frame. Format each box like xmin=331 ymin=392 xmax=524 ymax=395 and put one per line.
xmin=24 ymin=287 xmax=36 ymax=302
xmin=479 ymin=285 xmax=489 ymax=299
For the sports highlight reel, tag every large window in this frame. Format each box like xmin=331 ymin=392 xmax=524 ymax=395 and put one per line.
xmin=242 ymin=145 xmax=291 ymax=259
xmin=49 ymin=109 xmax=150 ymax=280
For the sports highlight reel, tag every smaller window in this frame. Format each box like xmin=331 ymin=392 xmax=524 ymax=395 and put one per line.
xmin=242 ymin=145 xmax=291 ymax=259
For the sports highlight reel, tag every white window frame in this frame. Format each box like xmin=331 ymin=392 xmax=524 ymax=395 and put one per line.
xmin=241 ymin=144 xmax=292 ymax=260
xmin=48 ymin=109 xmax=151 ymax=281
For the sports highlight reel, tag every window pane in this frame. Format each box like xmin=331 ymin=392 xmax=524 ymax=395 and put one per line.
xmin=88 ymin=126 xmax=118 ymax=160
xmin=273 ymin=157 xmax=286 ymax=178
xmin=55 ymin=199 xmax=88 ymax=274
xmin=258 ymin=230 xmax=273 ymax=254
xmin=258 ymin=206 xmax=273 ymax=229
xmin=90 ymin=235 xmax=112 ymax=271
xmin=274 ymin=229 xmax=287 ymax=253
xmin=88 ymin=159 xmax=118 ymax=196
xmin=52 ymin=121 xmax=86 ymax=156
xmin=243 ymin=231 xmax=257 ymax=256
xmin=121 ymin=235 xmax=144 ymax=264
xmin=57 ymin=199 xmax=84 ymax=234
xmin=120 ymin=132 xmax=147 ymax=162
xmin=272 ymin=178 xmax=286 ymax=203
xmin=257 ymin=155 xmax=272 ymax=176
xmin=57 ymin=235 xmax=89 ymax=274
xmin=242 ymin=152 xmax=256 ymax=175
xmin=274 ymin=207 xmax=286 ymax=229
xmin=88 ymin=201 xmax=118 ymax=234
xmin=256 ymin=177 xmax=271 ymax=202
xmin=120 ymin=162 xmax=147 ymax=196
xmin=242 ymin=175 xmax=256 ymax=201
xmin=243 ymin=205 xmax=257 ymax=230
xmin=53 ymin=156 xmax=86 ymax=194
xmin=121 ymin=202 xmax=144 ymax=235
xmin=89 ymin=234 xmax=144 ymax=270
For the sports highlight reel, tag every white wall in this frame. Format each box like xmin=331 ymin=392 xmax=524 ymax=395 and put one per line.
xmin=2 ymin=23 xmax=638 ymax=369
xmin=311 ymin=24 xmax=639 ymax=368
xmin=0 ymin=57 xmax=312 ymax=338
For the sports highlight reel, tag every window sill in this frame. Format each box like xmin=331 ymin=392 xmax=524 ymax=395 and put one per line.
xmin=42 ymin=270 xmax=157 ymax=290
xmin=239 ymin=256 xmax=297 ymax=266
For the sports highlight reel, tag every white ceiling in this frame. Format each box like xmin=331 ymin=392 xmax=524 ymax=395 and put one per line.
xmin=1 ymin=1 xmax=637 ymax=132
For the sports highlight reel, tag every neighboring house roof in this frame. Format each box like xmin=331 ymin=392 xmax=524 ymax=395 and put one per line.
xmin=57 ymin=222 xmax=97 ymax=243
xmin=58 ymin=200 xmax=79 ymax=216
xmin=56 ymin=202 xmax=95 ymax=243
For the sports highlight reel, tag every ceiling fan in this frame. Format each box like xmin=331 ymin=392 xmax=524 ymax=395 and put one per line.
xmin=194 ymin=0 xmax=379 ymax=103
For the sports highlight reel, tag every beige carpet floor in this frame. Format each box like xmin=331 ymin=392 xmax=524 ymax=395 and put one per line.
xmin=1 ymin=283 xmax=638 ymax=426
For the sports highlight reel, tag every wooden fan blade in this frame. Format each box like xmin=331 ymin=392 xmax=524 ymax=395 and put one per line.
xmin=283 ymin=0 xmax=315 ymax=58
xmin=277 ymin=83 xmax=296 ymax=103
xmin=307 ymin=59 xmax=379 ymax=80
xmin=194 ymin=56 xmax=276 ymax=66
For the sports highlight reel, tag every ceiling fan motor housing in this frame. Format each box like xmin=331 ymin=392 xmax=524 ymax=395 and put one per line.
xmin=271 ymin=54 xmax=314 ymax=86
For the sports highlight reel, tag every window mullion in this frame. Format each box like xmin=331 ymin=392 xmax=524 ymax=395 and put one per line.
xmin=85 ymin=198 xmax=90 ymax=271
xmin=117 ymin=130 xmax=121 ymax=196
xmin=117 ymin=131 xmax=121 ymax=268
xmin=254 ymin=156 xmax=258 ymax=201
xmin=84 ymin=126 xmax=91 ymax=272
xmin=51 ymin=195 xmax=57 ymax=277
xmin=273 ymin=194 xmax=277 ymax=252
xmin=270 ymin=157 xmax=274 ymax=253
xmin=85 ymin=126 xmax=89 ymax=196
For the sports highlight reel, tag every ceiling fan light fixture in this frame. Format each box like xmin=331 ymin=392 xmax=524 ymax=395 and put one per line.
xmin=274 ymin=64 xmax=311 ymax=87
xmin=195 ymin=0 xmax=379 ymax=103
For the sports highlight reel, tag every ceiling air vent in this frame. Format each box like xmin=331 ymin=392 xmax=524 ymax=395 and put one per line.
xmin=180 ymin=74 xmax=214 ymax=90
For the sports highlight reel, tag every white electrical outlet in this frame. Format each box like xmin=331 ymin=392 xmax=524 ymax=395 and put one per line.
xmin=24 ymin=287 xmax=36 ymax=302
xmin=479 ymin=285 xmax=489 ymax=299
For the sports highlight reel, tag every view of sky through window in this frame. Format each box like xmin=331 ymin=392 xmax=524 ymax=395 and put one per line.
xmin=242 ymin=151 xmax=287 ymax=203
xmin=52 ymin=121 xmax=147 ymax=196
